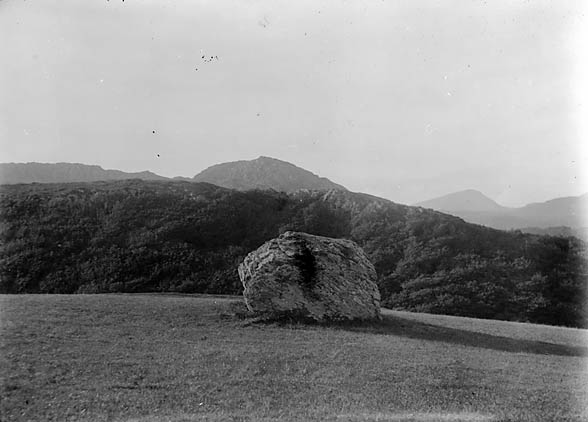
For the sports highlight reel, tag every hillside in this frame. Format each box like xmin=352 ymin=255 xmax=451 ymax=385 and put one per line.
xmin=192 ymin=156 xmax=347 ymax=192
xmin=1 ymin=294 xmax=587 ymax=422
xmin=416 ymin=190 xmax=588 ymax=235
xmin=0 ymin=162 xmax=168 ymax=184
xmin=1 ymin=180 xmax=585 ymax=327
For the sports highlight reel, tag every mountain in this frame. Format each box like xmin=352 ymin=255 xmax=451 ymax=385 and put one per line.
xmin=1 ymin=157 xmax=347 ymax=194
xmin=515 ymin=194 xmax=588 ymax=227
xmin=415 ymin=189 xmax=507 ymax=213
xmin=415 ymin=190 xmax=588 ymax=237
xmin=0 ymin=162 xmax=168 ymax=184
xmin=192 ymin=156 xmax=347 ymax=192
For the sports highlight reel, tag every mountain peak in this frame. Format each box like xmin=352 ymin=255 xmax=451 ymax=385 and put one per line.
xmin=192 ymin=157 xmax=346 ymax=193
xmin=415 ymin=189 xmax=506 ymax=212
xmin=255 ymin=155 xmax=280 ymax=161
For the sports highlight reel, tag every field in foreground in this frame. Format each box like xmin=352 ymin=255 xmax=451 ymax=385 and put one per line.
xmin=1 ymin=295 xmax=587 ymax=422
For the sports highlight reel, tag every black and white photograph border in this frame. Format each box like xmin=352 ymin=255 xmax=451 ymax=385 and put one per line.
xmin=0 ymin=1 xmax=587 ymax=421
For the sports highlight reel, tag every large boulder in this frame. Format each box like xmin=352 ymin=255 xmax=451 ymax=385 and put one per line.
xmin=237 ymin=231 xmax=381 ymax=321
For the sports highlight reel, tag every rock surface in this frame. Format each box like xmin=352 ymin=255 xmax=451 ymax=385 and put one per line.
xmin=237 ymin=231 xmax=380 ymax=321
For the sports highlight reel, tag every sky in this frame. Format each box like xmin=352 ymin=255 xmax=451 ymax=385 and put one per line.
xmin=1 ymin=0 xmax=586 ymax=206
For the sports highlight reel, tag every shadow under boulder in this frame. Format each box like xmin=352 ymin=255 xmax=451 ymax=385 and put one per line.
xmin=238 ymin=231 xmax=381 ymax=321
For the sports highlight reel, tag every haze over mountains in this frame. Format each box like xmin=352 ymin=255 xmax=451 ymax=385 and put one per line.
xmin=416 ymin=190 xmax=588 ymax=238
xmin=0 ymin=162 xmax=167 ymax=184
xmin=0 ymin=157 xmax=345 ymax=193
xmin=1 ymin=158 xmax=586 ymax=238
xmin=416 ymin=190 xmax=506 ymax=213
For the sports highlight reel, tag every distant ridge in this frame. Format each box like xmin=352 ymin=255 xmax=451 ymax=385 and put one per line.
xmin=192 ymin=156 xmax=347 ymax=192
xmin=415 ymin=189 xmax=507 ymax=213
xmin=0 ymin=162 xmax=168 ymax=184
xmin=1 ymin=158 xmax=346 ymax=193
xmin=416 ymin=190 xmax=588 ymax=237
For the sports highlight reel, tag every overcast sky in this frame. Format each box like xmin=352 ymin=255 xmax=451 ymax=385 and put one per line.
xmin=1 ymin=0 xmax=586 ymax=206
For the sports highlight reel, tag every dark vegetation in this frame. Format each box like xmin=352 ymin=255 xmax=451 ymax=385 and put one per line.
xmin=1 ymin=180 xmax=586 ymax=327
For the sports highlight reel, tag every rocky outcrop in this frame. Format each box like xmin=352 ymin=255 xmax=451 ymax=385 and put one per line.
xmin=237 ymin=231 xmax=380 ymax=321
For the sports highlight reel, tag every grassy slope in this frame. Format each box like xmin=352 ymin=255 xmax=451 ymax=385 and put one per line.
xmin=1 ymin=295 xmax=587 ymax=422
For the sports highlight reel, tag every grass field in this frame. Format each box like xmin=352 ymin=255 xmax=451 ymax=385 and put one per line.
xmin=1 ymin=294 xmax=587 ymax=422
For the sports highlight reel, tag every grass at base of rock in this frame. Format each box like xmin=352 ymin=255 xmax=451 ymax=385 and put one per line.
xmin=1 ymin=294 xmax=587 ymax=422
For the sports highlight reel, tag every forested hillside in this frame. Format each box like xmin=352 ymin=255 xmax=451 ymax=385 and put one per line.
xmin=1 ymin=180 xmax=586 ymax=327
